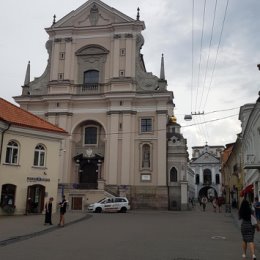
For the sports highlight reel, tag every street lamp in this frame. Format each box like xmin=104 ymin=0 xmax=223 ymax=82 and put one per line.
xmin=184 ymin=111 xmax=204 ymax=121
xmin=184 ymin=114 xmax=192 ymax=121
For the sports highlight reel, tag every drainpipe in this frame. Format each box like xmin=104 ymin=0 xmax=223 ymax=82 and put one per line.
xmin=0 ymin=123 xmax=11 ymax=162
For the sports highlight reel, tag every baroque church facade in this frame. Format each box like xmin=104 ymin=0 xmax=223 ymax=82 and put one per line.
xmin=14 ymin=0 xmax=189 ymax=210
xmin=189 ymin=144 xmax=224 ymax=200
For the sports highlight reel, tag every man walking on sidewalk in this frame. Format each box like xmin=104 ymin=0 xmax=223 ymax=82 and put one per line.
xmin=201 ymin=196 xmax=208 ymax=212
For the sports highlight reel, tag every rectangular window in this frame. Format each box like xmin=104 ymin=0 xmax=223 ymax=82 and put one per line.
xmin=119 ymin=70 xmax=125 ymax=77
xmin=5 ymin=147 xmax=12 ymax=164
xmin=5 ymin=147 xmax=18 ymax=164
xmin=34 ymin=151 xmax=39 ymax=166
xmin=58 ymin=73 xmax=64 ymax=80
xmin=39 ymin=152 xmax=45 ymax=166
xmin=59 ymin=52 xmax=65 ymax=60
xmin=84 ymin=127 xmax=98 ymax=145
xmin=140 ymin=118 xmax=152 ymax=133
xmin=120 ymin=48 xmax=126 ymax=56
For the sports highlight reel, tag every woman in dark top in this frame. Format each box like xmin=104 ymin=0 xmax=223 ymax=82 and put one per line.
xmin=44 ymin=197 xmax=53 ymax=225
xmin=238 ymin=199 xmax=256 ymax=260
xmin=59 ymin=195 xmax=67 ymax=227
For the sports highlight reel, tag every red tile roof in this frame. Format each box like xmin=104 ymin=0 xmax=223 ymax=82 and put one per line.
xmin=0 ymin=98 xmax=67 ymax=134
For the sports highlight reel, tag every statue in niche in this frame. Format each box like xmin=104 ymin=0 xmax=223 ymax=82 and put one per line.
xmin=89 ymin=4 xmax=99 ymax=26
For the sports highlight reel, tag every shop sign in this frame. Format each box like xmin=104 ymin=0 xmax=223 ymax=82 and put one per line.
xmin=27 ymin=177 xmax=50 ymax=182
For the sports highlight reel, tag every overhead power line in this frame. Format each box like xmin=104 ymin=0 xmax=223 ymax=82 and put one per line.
xmin=182 ymin=113 xmax=237 ymax=128
xmin=202 ymin=0 xmax=230 ymax=111
xmin=199 ymin=0 xmax=218 ymax=111
xmin=191 ymin=0 xmax=195 ymax=113
xmin=70 ymin=113 xmax=239 ymax=137
xmin=195 ymin=0 xmax=207 ymax=112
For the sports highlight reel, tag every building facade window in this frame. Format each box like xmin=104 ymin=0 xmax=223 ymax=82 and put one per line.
xmin=84 ymin=70 xmax=99 ymax=85
xmin=142 ymin=144 xmax=151 ymax=168
xmin=140 ymin=118 xmax=152 ymax=133
xmin=33 ymin=144 xmax=46 ymax=167
xmin=119 ymin=70 xmax=125 ymax=77
xmin=84 ymin=126 xmax=98 ymax=145
xmin=59 ymin=52 xmax=65 ymax=60
xmin=0 ymin=184 xmax=16 ymax=208
xmin=195 ymin=174 xmax=200 ymax=184
xmin=203 ymin=169 xmax=212 ymax=185
xmin=170 ymin=167 xmax=178 ymax=182
xmin=120 ymin=48 xmax=126 ymax=56
xmin=5 ymin=140 xmax=19 ymax=164
xmin=58 ymin=73 xmax=64 ymax=80
xmin=215 ymin=174 xmax=220 ymax=184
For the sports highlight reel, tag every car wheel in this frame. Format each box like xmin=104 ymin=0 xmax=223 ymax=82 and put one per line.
xmin=95 ymin=207 xmax=102 ymax=213
xmin=120 ymin=207 xmax=127 ymax=213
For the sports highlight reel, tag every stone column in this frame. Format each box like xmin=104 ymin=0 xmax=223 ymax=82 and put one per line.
xmin=180 ymin=181 xmax=188 ymax=210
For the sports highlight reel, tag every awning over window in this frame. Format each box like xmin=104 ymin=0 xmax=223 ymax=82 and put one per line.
xmin=240 ymin=184 xmax=254 ymax=197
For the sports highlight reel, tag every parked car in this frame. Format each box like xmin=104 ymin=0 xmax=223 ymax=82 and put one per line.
xmin=88 ymin=197 xmax=130 ymax=213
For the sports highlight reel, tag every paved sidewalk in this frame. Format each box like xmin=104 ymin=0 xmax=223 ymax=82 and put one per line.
xmin=0 ymin=211 xmax=90 ymax=245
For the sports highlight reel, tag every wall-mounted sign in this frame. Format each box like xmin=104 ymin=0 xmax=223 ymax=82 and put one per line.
xmin=141 ymin=175 xmax=151 ymax=181
xmin=27 ymin=177 xmax=50 ymax=182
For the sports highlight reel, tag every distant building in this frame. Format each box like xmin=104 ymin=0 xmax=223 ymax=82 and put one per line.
xmin=221 ymin=141 xmax=243 ymax=208
xmin=167 ymin=116 xmax=189 ymax=210
xmin=0 ymin=98 xmax=67 ymax=215
xmin=187 ymin=167 xmax=195 ymax=201
xmin=190 ymin=144 xmax=224 ymax=200
xmin=239 ymin=92 xmax=260 ymax=200
xmin=14 ymin=0 xmax=189 ymax=210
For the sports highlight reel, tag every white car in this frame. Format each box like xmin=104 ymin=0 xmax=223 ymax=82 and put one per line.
xmin=88 ymin=197 xmax=130 ymax=213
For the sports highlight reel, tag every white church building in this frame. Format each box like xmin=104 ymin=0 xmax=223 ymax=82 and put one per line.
xmin=14 ymin=0 xmax=189 ymax=210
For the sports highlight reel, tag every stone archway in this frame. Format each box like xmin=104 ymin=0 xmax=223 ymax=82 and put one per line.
xmin=199 ymin=186 xmax=218 ymax=202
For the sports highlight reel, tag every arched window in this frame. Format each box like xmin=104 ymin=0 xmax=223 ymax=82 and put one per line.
xmin=142 ymin=144 xmax=151 ymax=168
xmin=33 ymin=144 xmax=46 ymax=167
xmin=84 ymin=70 xmax=99 ymax=85
xmin=195 ymin=174 xmax=200 ymax=184
xmin=170 ymin=167 xmax=178 ymax=182
xmin=5 ymin=141 xmax=19 ymax=164
xmin=203 ymin=169 xmax=212 ymax=185
xmin=84 ymin=126 xmax=98 ymax=145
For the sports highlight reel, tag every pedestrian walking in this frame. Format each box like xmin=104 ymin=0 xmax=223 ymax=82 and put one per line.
xmin=201 ymin=196 xmax=207 ymax=212
xmin=44 ymin=197 xmax=53 ymax=225
xmin=58 ymin=195 xmax=67 ymax=227
xmin=238 ymin=199 xmax=257 ymax=260
xmin=212 ymin=197 xmax=217 ymax=212
xmin=217 ymin=197 xmax=223 ymax=213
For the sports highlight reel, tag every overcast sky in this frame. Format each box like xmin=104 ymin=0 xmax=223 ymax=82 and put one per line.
xmin=0 ymin=0 xmax=259 ymax=155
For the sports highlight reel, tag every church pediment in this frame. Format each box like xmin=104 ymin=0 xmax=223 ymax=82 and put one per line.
xmin=191 ymin=152 xmax=220 ymax=164
xmin=76 ymin=44 xmax=109 ymax=56
xmin=52 ymin=0 xmax=136 ymax=28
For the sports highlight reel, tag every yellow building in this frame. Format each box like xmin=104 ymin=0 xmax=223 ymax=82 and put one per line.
xmin=0 ymin=98 xmax=67 ymax=215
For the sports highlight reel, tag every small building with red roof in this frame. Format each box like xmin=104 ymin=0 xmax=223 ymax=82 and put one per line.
xmin=0 ymin=98 xmax=67 ymax=215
